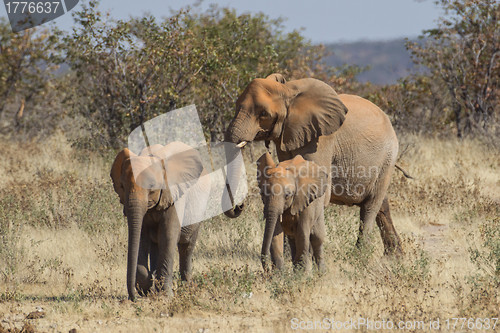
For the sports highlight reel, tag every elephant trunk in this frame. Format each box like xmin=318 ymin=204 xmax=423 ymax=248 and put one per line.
xmin=261 ymin=209 xmax=279 ymax=271
xmin=222 ymin=131 xmax=246 ymax=218
xmin=225 ymin=115 xmax=252 ymax=145
xmin=126 ymin=198 xmax=147 ymax=301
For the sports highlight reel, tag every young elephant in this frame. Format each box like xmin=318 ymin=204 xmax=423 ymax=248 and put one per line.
xmin=110 ymin=142 xmax=211 ymax=301
xmin=257 ymin=152 xmax=329 ymax=271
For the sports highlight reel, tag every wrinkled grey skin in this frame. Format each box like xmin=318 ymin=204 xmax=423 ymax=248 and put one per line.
xmin=223 ymin=74 xmax=402 ymax=270
xmin=111 ymin=143 xmax=211 ymax=300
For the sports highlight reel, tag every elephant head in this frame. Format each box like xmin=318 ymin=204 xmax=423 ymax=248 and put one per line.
xmin=222 ymin=74 xmax=347 ymax=218
xmin=226 ymin=73 xmax=348 ymax=151
xmin=256 ymin=152 xmax=328 ymax=269
xmin=110 ymin=142 xmax=204 ymax=300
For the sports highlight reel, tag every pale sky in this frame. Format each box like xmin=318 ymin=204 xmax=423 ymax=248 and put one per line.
xmin=1 ymin=0 xmax=444 ymax=43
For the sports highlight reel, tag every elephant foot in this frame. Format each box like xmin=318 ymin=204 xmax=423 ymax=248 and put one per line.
xmin=178 ymin=279 xmax=195 ymax=288
xmin=180 ymin=272 xmax=192 ymax=282
xmin=314 ymin=260 xmax=326 ymax=275
xmin=261 ymin=254 xmax=274 ymax=273
xmin=163 ymin=288 xmax=174 ymax=297
xmin=376 ymin=197 xmax=403 ymax=257
xmin=136 ymin=265 xmax=153 ymax=296
xmin=154 ymin=277 xmax=174 ymax=297
xmin=292 ymin=258 xmax=312 ymax=274
xmin=272 ymin=257 xmax=285 ymax=271
xmin=382 ymin=239 xmax=404 ymax=258
xmin=355 ymin=233 xmax=373 ymax=252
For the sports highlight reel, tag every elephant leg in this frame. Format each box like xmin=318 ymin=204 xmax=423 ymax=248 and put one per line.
xmin=376 ymin=197 xmax=403 ymax=256
xmin=136 ymin=227 xmax=153 ymax=295
xmin=293 ymin=221 xmax=312 ymax=272
xmin=178 ymin=227 xmax=200 ymax=282
xmin=356 ymin=199 xmax=381 ymax=250
xmin=270 ymin=222 xmax=284 ymax=270
xmin=287 ymin=235 xmax=296 ymax=263
xmin=156 ymin=212 xmax=180 ymax=296
xmin=310 ymin=216 xmax=325 ymax=272
xmin=150 ymin=241 xmax=158 ymax=276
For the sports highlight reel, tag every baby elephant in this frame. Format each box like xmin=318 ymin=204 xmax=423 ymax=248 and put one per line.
xmin=110 ymin=142 xmax=211 ymax=301
xmin=257 ymin=152 xmax=329 ymax=272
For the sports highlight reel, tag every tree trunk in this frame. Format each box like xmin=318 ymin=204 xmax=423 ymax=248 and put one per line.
xmin=453 ymin=101 xmax=463 ymax=139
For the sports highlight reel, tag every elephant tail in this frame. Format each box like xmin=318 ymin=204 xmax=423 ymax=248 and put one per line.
xmin=395 ymin=164 xmax=414 ymax=179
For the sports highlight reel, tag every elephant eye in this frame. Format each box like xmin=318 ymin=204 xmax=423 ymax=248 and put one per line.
xmin=284 ymin=189 xmax=293 ymax=199
xmin=259 ymin=110 xmax=270 ymax=118
xmin=143 ymin=178 xmax=156 ymax=189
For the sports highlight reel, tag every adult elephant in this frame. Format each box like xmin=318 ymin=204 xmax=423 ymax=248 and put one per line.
xmin=111 ymin=142 xmax=211 ymax=301
xmin=223 ymin=74 xmax=402 ymax=269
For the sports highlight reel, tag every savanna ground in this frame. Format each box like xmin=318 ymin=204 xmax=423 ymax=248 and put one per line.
xmin=0 ymin=132 xmax=499 ymax=332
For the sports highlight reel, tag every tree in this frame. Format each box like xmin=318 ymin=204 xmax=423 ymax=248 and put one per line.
xmin=185 ymin=6 xmax=333 ymax=142
xmin=61 ymin=1 xmax=341 ymax=147
xmin=61 ymin=3 xmax=208 ymax=147
xmin=407 ymin=0 xmax=499 ymax=138
xmin=0 ymin=19 xmax=58 ymax=130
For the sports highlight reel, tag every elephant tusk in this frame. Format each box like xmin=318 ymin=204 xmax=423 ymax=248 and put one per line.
xmin=236 ymin=141 xmax=247 ymax=148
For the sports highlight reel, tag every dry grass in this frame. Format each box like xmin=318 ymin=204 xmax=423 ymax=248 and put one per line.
xmin=0 ymin=132 xmax=498 ymax=332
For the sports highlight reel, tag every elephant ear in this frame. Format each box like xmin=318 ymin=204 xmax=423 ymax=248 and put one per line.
xmin=281 ymin=78 xmax=348 ymax=152
xmin=139 ymin=144 xmax=165 ymax=157
xmin=265 ymin=73 xmax=287 ymax=84
xmin=290 ymin=158 xmax=329 ymax=216
xmin=157 ymin=147 xmax=204 ymax=210
xmin=110 ymin=148 xmax=134 ymax=205
xmin=256 ymin=152 xmax=276 ymax=197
